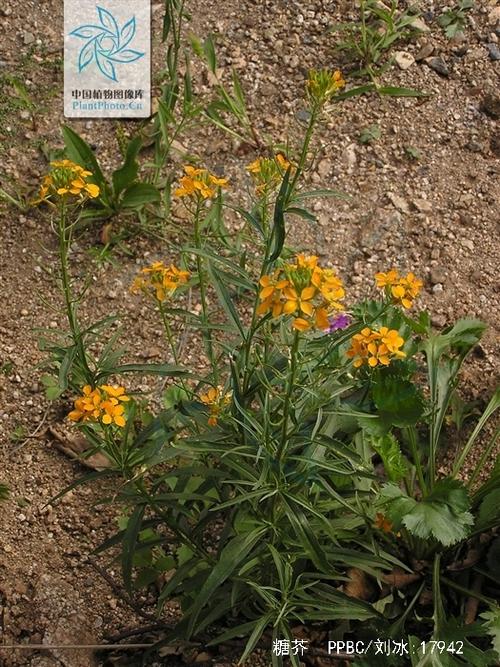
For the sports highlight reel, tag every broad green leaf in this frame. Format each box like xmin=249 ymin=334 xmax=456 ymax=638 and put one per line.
xmin=120 ymin=182 xmax=160 ymax=208
xmin=112 ymin=136 xmax=141 ymax=196
xmin=477 ymin=489 xmax=500 ymax=531
xmin=381 ymin=478 xmax=474 ymax=546
xmin=372 ymin=375 xmax=425 ymax=427
xmin=62 ymin=125 xmax=105 ymax=185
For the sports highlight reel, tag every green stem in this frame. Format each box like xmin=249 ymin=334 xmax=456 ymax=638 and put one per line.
xmin=57 ymin=205 xmax=93 ymax=385
xmin=406 ymin=426 xmax=428 ymax=496
xmin=289 ymin=107 xmax=318 ymax=196
xmin=278 ymin=331 xmax=300 ymax=461
xmin=158 ymin=301 xmax=180 ymax=364
xmin=193 ymin=202 xmax=218 ymax=382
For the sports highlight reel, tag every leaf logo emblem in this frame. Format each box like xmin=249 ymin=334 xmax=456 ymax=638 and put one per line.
xmin=69 ymin=6 xmax=144 ymax=82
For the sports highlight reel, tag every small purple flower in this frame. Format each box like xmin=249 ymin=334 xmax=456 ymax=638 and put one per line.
xmin=326 ymin=313 xmax=351 ymax=333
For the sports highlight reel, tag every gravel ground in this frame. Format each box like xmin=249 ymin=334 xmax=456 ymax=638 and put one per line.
xmin=0 ymin=1 xmax=499 ymax=665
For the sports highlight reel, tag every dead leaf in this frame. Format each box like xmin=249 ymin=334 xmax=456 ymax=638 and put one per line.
xmin=49 ymin=425 xmax=112 ymax=470
xmin=343 ymin=567 xmax=376 ymax=601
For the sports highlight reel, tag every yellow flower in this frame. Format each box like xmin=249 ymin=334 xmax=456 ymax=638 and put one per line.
xmin=375 ymin=269 xmax=422 ymax=309
xmin=347 ymin=327 xmax=406 ymax=369
xmin=200 ymin=386 xmax=231 ymax=427
xmin=36 ymin=160 xmax=100 ymax=204
xmin=258 ymin=255 xmax=345 ymax=332
xmin=175 ymin=165 xmax=228 ymax=200
xmin=306 ymin=69 xmax=346 ymax=107
xmin=68 ymin=384 xmax=130 ymax=427
xmin=246 ymin=154 xmax=293 ymax=195
xmin=131 ymin=261 xmax=190 ymax=302
xmin=374 ymin=512 xmax=394 ymax=533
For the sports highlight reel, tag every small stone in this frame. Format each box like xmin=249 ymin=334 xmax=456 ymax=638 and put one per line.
xmin=410 ymin=17 xmax=430 ymax=33
xmin=466 ymin=140 xmax=482 ymax=153
xmin=430 ymin=267 xmax=446 ymax=284
xmin=488 ymin=7 xmax=500 ymax=24
xmin=425 ymin=56 xmax=449 ymax=77
xmin=462 ymin=239 xmax=474 ymax=251
xmin=431 ymin=248 xmax=440 ymax=260
xmin=317 ymin=158 xmax=331 ymax=177
xmin=431 ymin=313 xmax=447 ymax=328
xmin=486 ymin=43 xmax=500 ymax=61
xmin=394 ymin=51 xmax=415 ymax=70
xmin=432 ymin=283 xmax=444 ymax=293
xmin=387 ymin=192 xmax=410 ymax=214
xmin=18 ymin=514 xmax=27 ymax=522
xmin=20 ymin=309 xmax=28 ymax=316
xmin=296 ymin=109 xmax=311 ymax=123
xmin=412 ymin=198 xmax=432 ymax=213
xmin=490 ymin=130 xmax=500 ymax=157
xmin=481 ymin=94 xmax=500 ymax=120
xmin=415 ymin=42 xmax=434 ymax=61
xmin=23 ymin=32 xmax=35 ymax=45
xmin=342 ymin=143 xmax=357 ymax=172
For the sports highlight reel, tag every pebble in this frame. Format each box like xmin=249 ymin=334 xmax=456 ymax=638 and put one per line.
xmin=432 ymin=283 xmax=444 ymax=293
xmin=486 ymin=43 xmax=500 ymax=61
xmin=342 ymin=144 xmax=357 ymax=172
xmin=412 ymin=198 xmax=432 ymax=213
xmin=410 ymin=17 xmax=430 ymax=33
xmin=425 ymin=56 xmax=449 ymax=77
xmin=430 ymin=267 xmax=446 ymax=284
xmin=415 ymin=42 xmax=434 ymax=61
xmin=394 ymin=51 xmax=415 ymax=70
xmin=481 ymin=94 xmax=500 ymax=119
xmin=387 ymin=192 xmax=410 ymax=214
xmin=488 ymin=7 xmax=500 ymax=24
xmin=23 ymin=32 xmax=35 ymax=45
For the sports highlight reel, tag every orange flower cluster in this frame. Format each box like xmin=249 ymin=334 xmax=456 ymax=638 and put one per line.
xmin=375 ymin=269 xmax=422 ymax=309
xmin=257 ymin=254 xmax=345 ymax=332
xmin=306 ymin=69 xmax=346 ymax=106
xmin=131 ymin=261 xmax=190 ymax=302
xmin=174 ymin=165 xmax=228 ymax=200
xmin=37 ymin=159 xmax=100 ymax=202
xmin=246 ymin=153 xmax=292 ymax=195
xmin=68 ymin=384 xmax=130 ymax=427
xmin=347 ymin=326 xmax=406 ymax=368
xmin=199 ymin=386 xmax=231 ymax=427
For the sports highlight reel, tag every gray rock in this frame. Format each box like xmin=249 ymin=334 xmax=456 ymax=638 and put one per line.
xmin=425 ymin=56 xmax=449 ymax=77
xmin=412 ymin=198 xmax=432 ymax=213
xmin=415 ymin=42 xmax=434 ymax=61
xmin=430 ymin=267 xmax=446 ymax=284
xmin=486 ymin=43 xmax=500 ymax=61
xmin=480 ymin=94 xmax=500 ymax=120
xmin=23 ymin=31 xmax=35 ymax=45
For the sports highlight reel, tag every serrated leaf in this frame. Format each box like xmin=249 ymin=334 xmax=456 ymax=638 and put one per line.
xmin=371 ymin=432 xmax=407 ymax=482
xmin=382 ymin=478 xmax=474 ymax=546
xmin=372 ymin=375 xmax=425 ymax=427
